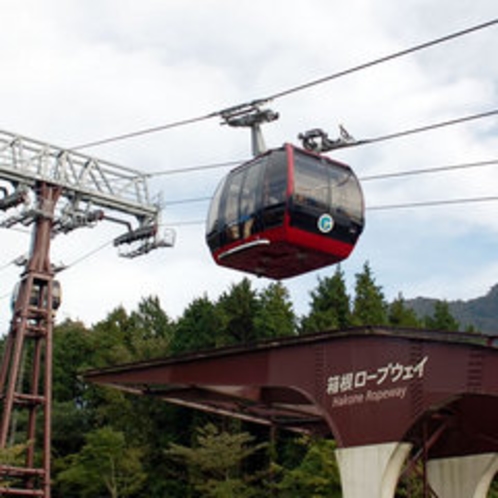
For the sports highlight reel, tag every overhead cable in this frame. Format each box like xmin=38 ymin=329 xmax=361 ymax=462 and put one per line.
xmin=368 ymin=195 xmax=498 ymax=211
xmin=12 ymin=190 xmax=495 ymax=284
xmin=361 ymin=159 xmax=498 ymax=181
xmin=267 ymin=18 xmax=498 ymax=101
xmin=145 ymin=160 xmax=242 ymax=178
xmin=148 ymin=108 xmax=498 ymax=178
xmin=165 ymin=194 xmax=498 ymax=226
xmin=73 ymin=18 xmax=498 ymax=150
xmin=161 ymin=157 xmax=498 ymax=207
xmin=359 ymin=109 xmax=498 ymax=147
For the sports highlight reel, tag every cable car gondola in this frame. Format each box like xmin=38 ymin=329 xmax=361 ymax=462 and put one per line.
xmin=206 ymin=142 xmax=365 ymax=279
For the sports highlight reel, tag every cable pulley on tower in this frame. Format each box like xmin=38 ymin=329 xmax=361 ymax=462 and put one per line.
xmin=221 ymin=103 xmax=279 ymax=157
xmin=52 ymin=206 xmax=105 ymax=234
xmin=0 ymin=185 xmax=29 ymax=211
xmin=298 ymin=126 xmax=360 ymax=152
xmin=113 ymin=222 xmax=176 ymax=258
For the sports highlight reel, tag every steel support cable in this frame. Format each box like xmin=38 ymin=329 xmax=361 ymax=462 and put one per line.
xmin=266 ymin=18 xmax=498 ymax=101
xmin=368 ymin=195 xmax=498 ymax=211
xmin=0 ymin=190 xmax=491 ymax=294
xmin=358 ymin=109 xmax=498 ymax=147
xmin=144 ymin=108 xmax=498 ymax=178
xmin=72 ymin=112 xmax=220 ymax=150
xmin=73 ymin=18 xmax=498 ymax=150
xmin=161 ymin=157 xmax=498 ymax=207
xmin=162 ymin=194 xmax=498 ymax=225
xmin=361 ymin=159 xmax=498 ymax=181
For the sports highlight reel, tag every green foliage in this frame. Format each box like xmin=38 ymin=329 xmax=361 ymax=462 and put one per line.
xmin=301 ymin=266 xmax=351 ymax=333
xmin=217 ymin=278 xmax=261 ymax=345
xmin=171 ymin=295 xmax=223 ymax=354
xmin=56 ymin=426 xmax=146 ymax=498
xmin=0 ymin=443 xmax=28 ymax=489
xmin=275 ymin=437 xmax=342 ymax=497
xmin=34 ymin=261 xmax=472 ymax=496
xmin=0 ymin=443 xmax=26 ymax=466
xmin=424 ymin=300 xmax=460 ymax=331
xmin=254 ymin=282 xmax=297 ymax=339
xmin=352 ymin=261 xmax=388 ymax=326
xmin=53 ymin=319 xmax=92 ymax=402
xmin=388 ymin=293 xmax=421 ymax=328
xmin=127 ymin=296 xmax=174 ymax=359
xmin=489 ymin=477 xmax=498 ymax=497
xmin=165 ymin=422 xmax=268 ymax=497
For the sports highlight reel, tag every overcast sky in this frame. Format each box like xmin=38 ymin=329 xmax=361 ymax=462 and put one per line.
xmin=0 ymin=0 xmax=497 ymax=332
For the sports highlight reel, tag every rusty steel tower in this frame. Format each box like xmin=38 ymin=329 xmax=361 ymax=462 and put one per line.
xmin=0 ymin=130 xmax=174 ymax=496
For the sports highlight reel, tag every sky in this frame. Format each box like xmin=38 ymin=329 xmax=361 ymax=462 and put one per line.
xmin=0 ymin=0 xmax=497 ymax=332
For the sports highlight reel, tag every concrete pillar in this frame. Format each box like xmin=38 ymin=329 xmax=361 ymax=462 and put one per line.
xmin=427 ymin=453 xmax=498 ymax=498
xmin=335 ymin=442 xmax=412 ymax=498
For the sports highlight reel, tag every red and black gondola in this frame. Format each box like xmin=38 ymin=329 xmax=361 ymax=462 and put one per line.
xmin=206 ymin=143 xmax=365 ymax=279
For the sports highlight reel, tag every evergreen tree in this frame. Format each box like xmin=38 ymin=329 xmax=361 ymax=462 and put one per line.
xmin=52 ymin=320 xmax=94 ymax=457
xmin=424 ymin=300 xmax=460 ymax=331
xmin=301 ymin=266 xmax=351 ymax=333
xmin=352 ymin=262 xmax=388 ymax=326
xmin=165 ymin=422 xmax=268 ymax=497
xmin=275 ymin=437 xmax=342 ymax=497
xmin=89 ymin=306 xmax=135 ymax=367
xmin=254 ymin=282 xmax=297 ymax=339
xmin=56 ymin=426 xmax=146 ymax=498
xmin=171 ymin=295 xmax=224 ymax=354
xmin=128 ymin=296 xmax=174 ymax=359
xmin=217 ymin=278 xmax=260 ymax=345
xmin=388 ymin=293 xmax=421 ymax=328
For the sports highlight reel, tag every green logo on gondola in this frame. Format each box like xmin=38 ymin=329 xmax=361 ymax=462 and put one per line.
xmin=318 ymin=213 xmax=334 ymax=233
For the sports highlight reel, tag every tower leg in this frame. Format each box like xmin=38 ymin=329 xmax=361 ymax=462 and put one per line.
xmin=335 ymin=442 xmax=412 ymax=498
xmin=0 ymin=182 xmax=61 ymax=498
xmin=427 ymin=453 xmax=498 ymax=498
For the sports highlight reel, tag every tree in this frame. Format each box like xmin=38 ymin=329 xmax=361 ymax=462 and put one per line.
xmin=52 ymin=320 xmax=94 ymax=456
xmin=127 ymin=296 xmax=174 ymax=359
xmin=53 ymin=319 xmax=93 ymax=403
xmin=352 ymin=262 xmax=388 ymax=326
xmin=275 ymin=437 xmax=342 ymax=497
xmin=217 ymin=278 xmax=260 ymax=345
xmin=171 ymin=295 xmax=223 ymax=354
xmin=388 ymin=293 xmax=421 ymax=328
xmin=89 ymin=306 xmax=135 ymax=368
xmin=56 ymin=426 xmax=146 ymax=498
xmin=301 ymin=266 xmax=351 ymax=333
xmin=255 ymin=282 xmax=297 ymax=339
xmin=0 ymin=444 xmax=27 ymax=488
xmin=424 ymin=300 xmax=460 ymax=331
xmin=165 ymin=422 xmax=268 ymax=497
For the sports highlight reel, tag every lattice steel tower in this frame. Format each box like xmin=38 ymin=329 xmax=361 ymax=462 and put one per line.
xmin=0 ymin=130 xmax=174 ymax=496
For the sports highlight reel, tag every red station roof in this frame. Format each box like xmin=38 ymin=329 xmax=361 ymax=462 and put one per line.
xmin=84 ymin=327 xmax=498 ymax=457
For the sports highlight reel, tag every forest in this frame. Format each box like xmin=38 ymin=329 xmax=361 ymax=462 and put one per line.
xmin=1 ymin=262 xmax=496 ymax=497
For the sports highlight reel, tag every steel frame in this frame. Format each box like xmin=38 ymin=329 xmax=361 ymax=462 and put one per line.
xmin=0 ymin=130 xmax=155 ymax=218
xmin=0 ymin=128 xmax=171 ymax=497
xmin=0 ymin=182 xmax=60 ymax=496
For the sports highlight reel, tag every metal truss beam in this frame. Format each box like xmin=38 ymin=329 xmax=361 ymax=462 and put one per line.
xmin=0 ymin=130 xmax=157 ymax=219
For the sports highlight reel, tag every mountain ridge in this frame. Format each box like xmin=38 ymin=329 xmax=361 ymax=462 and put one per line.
xmin=405 ymin=284 xmax=498 ymax=334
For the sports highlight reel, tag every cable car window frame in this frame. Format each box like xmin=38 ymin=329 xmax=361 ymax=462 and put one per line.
xmin=239 ymin=161 xmax=263 ymax=238
xmin=330 ymin=170 xmax=364 ymax=224
xmin=206 ymin=176 xmax=226 ymax=237
xmin=261 ymin=148 xmax=288 ymax=229
xmin=292 ymin=151 xmax=330 ymax=213
xmin=222 ymin=169 xmax=245 ymax=241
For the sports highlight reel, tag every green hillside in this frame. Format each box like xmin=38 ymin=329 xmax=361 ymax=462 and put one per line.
xmin=406 ymin=284 xmax=498 ymax=334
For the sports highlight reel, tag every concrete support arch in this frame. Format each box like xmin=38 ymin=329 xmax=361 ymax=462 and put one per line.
xmin=427 ymin=453 xmax=498 ymax=498
xmin=336 ymin=442 xmax=412 ymax=498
